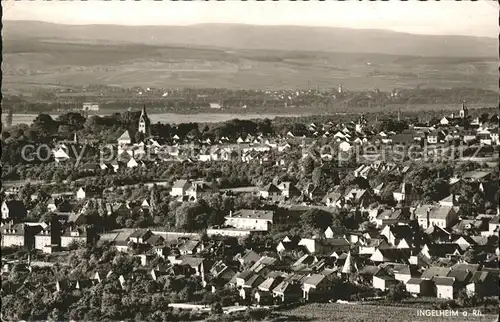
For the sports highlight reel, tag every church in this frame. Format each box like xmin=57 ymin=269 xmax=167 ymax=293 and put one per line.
xmin=439 ymin=101 xmax=469 ymax=126
xmin=138 ymin=105 xmax=151 ymax=136
xmin=117 ymin=105 xmax=151 ymax=146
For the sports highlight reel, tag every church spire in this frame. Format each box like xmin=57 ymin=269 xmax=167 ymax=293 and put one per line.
xmin=341 ymin=251 xmax=357 ymax=274
xmin=138 ymin=105 xmax=151 ymax=135
xmin=460 ymin=100 xmax=468 ymax=118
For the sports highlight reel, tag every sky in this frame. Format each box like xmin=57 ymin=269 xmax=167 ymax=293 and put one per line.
xmin=3 ymin=0 xmax=498 ymax=38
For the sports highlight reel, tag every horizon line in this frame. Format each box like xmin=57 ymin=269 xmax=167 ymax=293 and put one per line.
xmin=4 ymin=19 xmax=497 ymax=40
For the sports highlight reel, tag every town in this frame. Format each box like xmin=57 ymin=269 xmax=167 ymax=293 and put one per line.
xmin=1 ymin=99 xmax=499 ymax=321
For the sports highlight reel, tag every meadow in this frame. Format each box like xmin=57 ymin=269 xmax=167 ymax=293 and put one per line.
xmin=3 ymin=40 xmax=498 ymax=95
xmin=279 ymin=303 xmax=498 ymax=322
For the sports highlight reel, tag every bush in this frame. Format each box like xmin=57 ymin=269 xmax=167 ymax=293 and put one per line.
xmin=245 ymin=308 xmax=271 ymax=321
xmin=386 ymin=282 xmax=409 ymax=302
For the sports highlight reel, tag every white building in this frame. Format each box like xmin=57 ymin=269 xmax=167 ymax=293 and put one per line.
xmin=224 ymin=209 xmax=274 ymax=231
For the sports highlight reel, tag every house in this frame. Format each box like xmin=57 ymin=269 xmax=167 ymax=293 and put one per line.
xmin=210 ymin=261 xmax=237 ymax=286
xmin=34 ymin=226 xmax=61 ymax=253
xmin=322 ymin=192 xmax=344 ymax=208
xmin=1 ymin=223 xmax=43 ymax=249
xmin=117 ymin=130 xmax=132 ymax=145
xmin=420 ymin=243 xmax=462 ymax=260
xmin=301 ymin=184 xmax=323 ymax=201
xmin=128 ymin=229 xmax=153 ymax=244
xmin=427 ymin=130 xmax=443 ymax=144
xmin=440 ymin=117 xmax=451 ymax=126
xmin=359 ymin=239 xmax=391 ymax=255
xmin=61 ymin=226 xmax=94 ymax=248
xmin=224 ymin=209 xmax=274 ymax=231
xmin=258 ymin=274 xmax=285 ymax=293
xmin=199 ymin=147 xmax=212 ymax=162
xmin=302 ymin=274 xmax=332 ymax=301
xmin=490 ymin=128 xmax=499 ymax=145
xmin=372 ymin=271 xmax=398 ymax=291
xmin=170 ymin=179 xmax=191 ymax=197
xmin=391 ymin=264 xmax=418 ymax=283
xmin=272 ymin=277 xmax=303 ymax=303
xmin=233 ymin=270 xmax=256 ymax=288
xmin=406 ymin=278 xmax=434 ymax=296
xmin=447 ymin=268 xmax=473 ymax=288
xmin=178 ymin=240 xmax=201 ymax=255
xmin=67 ymin=212 xmax=87 ymax=226
xmin=276 ymin=237 xmax=305 ymax=257
xmin=461 ymin=171 xmax=492 ymax=183
xmin=186 ymin=181 xmax=218 ymax=201
xmin=414 ymin=205 xmax=459 ymax=229
xmin=278 ymin=182 xmax=301 ymax=199
xmin=209 ymin=102 xmax=222 ymax=109
xmin=241 ymin=274 xmax=265 ymax=295
xmin=375 ymin=208 xmax=411 ymax=228
xmin=1 ymin=200 xmax=27 ymax=220
xmin=396 ymin=239 xmax=411 ymax=249
xmin=47 ymin=198 xmax=58 ymax=212
xmin=380 ymin=224 xmax=413 ymax=247
xmin=432 ymin=276 xmax=456 ymax=299
xmin=53 ymin=147 xmax=71 ymax=163
xmin=249 ymin=256 xmax=278 ymax=275
xmin=255 ymin=272 xmax=284 ymax=304
xmin=373 ymin=183 xmax=384 ymax=196
xmin=180 ymin=256 xmax=209 ymax=276
xmin=236 ymin=250 xmax=261 ymax=267
xmin=291 ymin=254 xmax=317 ymax=271
xmin=324 ymin=227 xmax=336 ymax=239
xmin=127 ymin=158 xmax=139 ymax=168
xmin=76 ymin=187 xmax=100 ymax=200
xmin=339 ymin=141 xmax=352 ymax=152
xmin=466 ymin=271 xmax=499 ymax=297
xmin=357 ymin=265 xmax=381 ymax=285
xmin=452 ymin=236 xmax=475 ymax=249
xmin=439 ymin=194 xmax=459 ymax=207
xmin=421 ymin=267 xmax=451 ymax=281
xmin=477 ymin=129 xmax=492 ymax=146
xmin=298 ymin=237 xmax=350 ymax=255
xmin=369 ymin=248 xmax=410 ymax=263
xmin=344 ymin=189 xmax=373 ymax=208
xmin=424 ymin=224 xmax=452 ymax=243
xmin=392 ymin=183 xmax=415 ymax=204
xmin=1 ymin=223 xmax=26 ymax=247
xmin=259 ymin=183 xmax=281 ymax=199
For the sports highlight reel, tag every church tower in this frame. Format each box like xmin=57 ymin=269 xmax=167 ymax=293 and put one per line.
xmin=459 ymin=100 xmax=468 ymax=119
xmin=409 ymin=211 xmax=421 ymax=256
xmin=138 ymin=105 xmax=151 ymax=135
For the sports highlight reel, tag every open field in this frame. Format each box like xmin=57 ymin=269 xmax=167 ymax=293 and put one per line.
xmin=3 ymin=101 xmax=496 ymax=126
xmin=280 ymin=303 xmax=498 ymax=322
xmin=2 ymin=112 xmax=310 ymax=126
xmin=3 ymin=39 xmax=498 ymax=94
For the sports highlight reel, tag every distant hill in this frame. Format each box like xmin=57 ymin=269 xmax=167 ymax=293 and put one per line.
xmin=3 ymin=20 xmax=497 ymax=58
